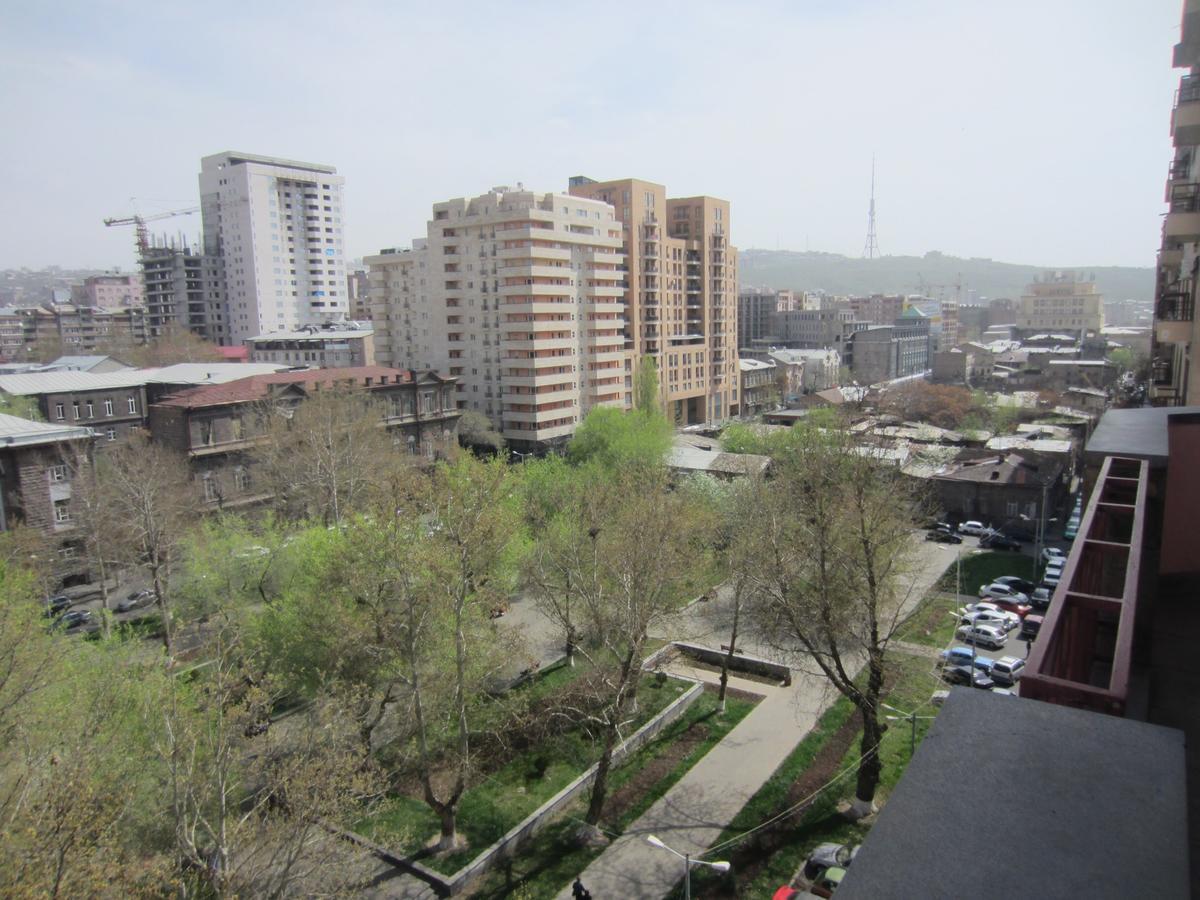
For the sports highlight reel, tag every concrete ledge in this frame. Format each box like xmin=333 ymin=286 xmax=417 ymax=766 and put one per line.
xmin=670 ymin=640 xmax=793 ymax=686
xmin=335 ymin=673 xmax=705 ymax=896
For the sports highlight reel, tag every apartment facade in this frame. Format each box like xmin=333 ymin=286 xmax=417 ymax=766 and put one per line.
xmin=73 ymin=274 xmax=144 ymax=309
xmin=568 ymin=177 xmax=739 ymax=425
xmin=0 ymin=304 xmax=147 ymax=361
xmin=738 ymin=288 xmax=781 ymax=350
xmin=199 ymin=152 xmax=347 ymax=345
xmin=246 ymin=324 xmax=375 ymax=369
xmin=769 ymin=307 xmax=859 ymax=350
xmin=369 ymin=187 xmax=628 ymax=450
xmin=1017 ymin=272 xmax=1103 ymax=337
xmin=848 ymin=293 xmax=904 ymax=326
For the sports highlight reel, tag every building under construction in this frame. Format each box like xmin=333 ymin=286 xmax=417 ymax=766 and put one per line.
xmin=138 ymin=237 xmax=225 ymax=342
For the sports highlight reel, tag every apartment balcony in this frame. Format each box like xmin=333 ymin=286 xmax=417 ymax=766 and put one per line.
xmin=584 ymin=251 xmax=624 ymax=266
xmin=501 ymin=387 xmax=576 ymax=406
xmin=585 ymin=284 xmax=625 ymax=298
xmin=501 ymin=420 xmax=575 ymax=442
xmin=1159 ymin=246 xmax=1185 ymax=268
xmin=1174 ymin=74 xmax=1200 ymax=146
xmin=499 ymin=264 xmax=570 ymax=279
xmin=498 ymin=282 xmax=573 ymax=298
xmin=497 ymin=245 xmax=571 ymax=262
xmin=502 ymin=336 xmax=576 ymax=352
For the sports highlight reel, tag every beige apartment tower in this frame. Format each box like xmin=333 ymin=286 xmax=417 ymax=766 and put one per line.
xmin=368 ymin=187 xmax=627 ymax=450
xmin=568 ymin=177 xmax=739 ymax=425
xmin=1016 ymin=272 xmax=1103 ymax=337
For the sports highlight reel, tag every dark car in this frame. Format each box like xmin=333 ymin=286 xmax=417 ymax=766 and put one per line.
xmin=980 ymin=533 xmax=1022 ymax=551
xmin=926 ymin=529 xmax=963 ymax=544
xmin=53 ymin=609 xmax=93 ymax=630
xmin=942 ymin=664 xmax=995 ymax=690
xmin=994 ymin=576 xmax=1037 ymax=595
xmin=42 ymin=595 xmax=72 ymax=617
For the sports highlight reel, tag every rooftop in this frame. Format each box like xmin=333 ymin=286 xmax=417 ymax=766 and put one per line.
xmin=0 ymin=363 xmax=288 ymax=396
xmin=838 ymin=689 xmax=1188 ymax=900
xmin=1086 ymin=405 xmax=1200 ymax=464
xmin=0 ymin=413 xmax=93 ymax=448
xmin=934 ymin=452 xmax=1061 ymax=486
xmin=152 ymin=366 xmax=425 ymax=410
xmin=246 ymin=324 xmax=374 ymax=343
xmin=47 ymin=355 xmax=131 ymax=372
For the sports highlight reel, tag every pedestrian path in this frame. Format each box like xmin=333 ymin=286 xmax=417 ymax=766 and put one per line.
xmin=553 ymin=661 xmax=842 ymax=900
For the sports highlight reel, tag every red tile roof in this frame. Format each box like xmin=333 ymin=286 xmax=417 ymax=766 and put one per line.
xmin=152 ymin=366 xmax=417 ymax=410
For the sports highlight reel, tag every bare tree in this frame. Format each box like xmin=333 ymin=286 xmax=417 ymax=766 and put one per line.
xmin=740 ymin=419 xmax=922 ymax=816
xmin=95 ymin=432 xmax=199 ymax=656
xmin=252 ymin=383 xmax=403 ymax=526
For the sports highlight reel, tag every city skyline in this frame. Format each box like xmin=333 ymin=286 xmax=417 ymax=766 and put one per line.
xmin=0 ymin=0 xmax=1181 ymax=271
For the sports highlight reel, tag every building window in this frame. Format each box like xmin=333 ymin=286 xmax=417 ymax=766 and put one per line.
xmin=407 ymin=434 xmax=417 ymax=455
xmin=72 ymin=402 xmax=80 ymax=419
xmin=49 ymin=464 xmax=67 ymax=482
xmin=53 ymin=500 xmax=70 ymax=523
xmin=104 ymin=399 xmax=114 ymax=417
xmin=54 ymin=403 xmax=65 ymax=420
xmin=202 ymin=474 xmax=218 ymax=502
xmin=86 ymin=402 xmax=94 ymax=417
xmin=127 ymin=397 xmax=137 ymax=414
xmin=106 ymin=427 xmax=117 ymax=442
xmin=1006 ymin=501 xmax=1019 ymax=517
xmin=234 ymin=467 xmax=250 ymax=493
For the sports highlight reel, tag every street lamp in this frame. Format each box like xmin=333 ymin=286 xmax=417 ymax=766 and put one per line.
xmin=645 ymin=834 xmax=730 ymax=900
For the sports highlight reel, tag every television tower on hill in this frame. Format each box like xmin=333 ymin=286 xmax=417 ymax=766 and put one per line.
xmin=862 ymin=155 xmax=880 ymax=259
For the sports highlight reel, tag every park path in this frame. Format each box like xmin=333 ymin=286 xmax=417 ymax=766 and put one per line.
xmin=554 ymin=531 xmax=951 ymax=900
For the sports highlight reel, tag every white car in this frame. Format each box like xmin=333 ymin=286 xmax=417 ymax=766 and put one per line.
xmin=959 ymin=606 xmax=1019 ymax=632
xmin=1041 ymin=547 xmax=1066 ymax=564
xmin=991 ymin=656 xmax=1026 ymax=685
xmin=956 ymin=623 xmax=1008 ymax=650
xmin=958 ymin=520 xmax=987 ymax=536
xmin=978 ymin=583 xmax=1030 ymax=604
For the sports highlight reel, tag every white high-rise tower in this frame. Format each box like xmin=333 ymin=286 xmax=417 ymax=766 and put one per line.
xmin=199 ymin=152 xmax=347 ymax=344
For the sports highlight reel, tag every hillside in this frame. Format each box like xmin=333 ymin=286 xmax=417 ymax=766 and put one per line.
xmin=738 ymin=249 xmax=1155 ymax=303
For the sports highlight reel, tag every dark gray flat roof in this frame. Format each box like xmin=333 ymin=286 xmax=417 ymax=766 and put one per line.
xmin=838 ymin=690 xmax=1188 ymax=900
xmin=1086 ymin=406 xmax=1200 ymax=463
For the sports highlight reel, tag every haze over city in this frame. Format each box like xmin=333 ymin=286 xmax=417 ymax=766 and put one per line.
xmin=0 ymin=0 xmax=1181 ymax=271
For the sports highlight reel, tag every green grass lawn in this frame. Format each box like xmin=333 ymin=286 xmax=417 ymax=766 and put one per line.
xmin=894 ymin=591 xmax=962 ymax=647
xmin=681 ymin=655 xmax=942 ymax=898
xmin=355 ymin=673 xmax=721 ymax=876
xmin=934 ymin=550 xmax=1035 ymax=594
xmin=470 ymin=688 xmax=757 ymax=898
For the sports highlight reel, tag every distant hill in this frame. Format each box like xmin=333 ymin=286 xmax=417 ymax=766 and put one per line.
xmin=738 ymin=249 xmax=1155 ymax=303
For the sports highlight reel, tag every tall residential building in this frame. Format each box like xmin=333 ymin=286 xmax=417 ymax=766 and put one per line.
xmin=769 ymin=307 xmax=860 ymax=350
xmin=568 ymin=177 xmax=738 ymax=425
xmin=1017 ymin=271 xmax=1103 ymax=337
xmin=140 ymin=243 xmax=224 ymax=341
xmin=199 ymin=152 xmax=347 ymax=345
xmin=368 ymin=187 xmax=628 ymax=450
xmin=848 ymin=293 xmax=904 ymax=326
xmin=1154 ymin=1 xmax=1200 ymax=406
xmin=738 ymin=288 xmax=784 ymax=350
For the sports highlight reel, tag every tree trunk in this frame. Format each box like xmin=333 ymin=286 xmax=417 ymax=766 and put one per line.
xmin=151 ymin=563 xmax=172 ymax=657
xmin=585 ymin=650 xmax=639 ymax=826
xmin=851 ymin=658 xmax=886 ymax=818
xmin=718 ymin=587 xmax=741 ymax=714
xmin=436 ymin=805 xmax=458 ymax=851
xmin=585 ymin=728 xmax=617 ymax=827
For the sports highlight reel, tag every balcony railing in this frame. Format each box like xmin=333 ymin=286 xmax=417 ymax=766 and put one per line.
xmin=1169 ymin=182 xmax=1200 ymax=212
xmin=1158 ymin=278 xmax=1195 ymax=321
xmin=1180 ymin=72 xmax=1200 ymax=104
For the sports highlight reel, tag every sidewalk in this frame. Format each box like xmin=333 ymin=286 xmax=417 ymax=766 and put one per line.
xmin=554 ymin=662 xmax=840 ymax=900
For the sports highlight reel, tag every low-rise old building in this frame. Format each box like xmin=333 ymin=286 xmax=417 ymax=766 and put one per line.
xmin=245 ymin=323 xmax=376 ymax=368
xmin=0 ymin=413 xmax=95 ymax=584
xmin=148 ymin=367 xmax=460 ymax=508
xmin=737 ymin=358 xmax=777 ymax=416
xmin=931 ymin=343 xmax=994 ymax=385
xmin=848 ymin=319 xmax=931 ymax=385
xmin=930 ymin=452 xmax=1066 ymax=527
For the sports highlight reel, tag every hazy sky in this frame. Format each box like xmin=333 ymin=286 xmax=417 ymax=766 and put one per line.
xmin=0 ymin=0 xmax=1183 ymax=271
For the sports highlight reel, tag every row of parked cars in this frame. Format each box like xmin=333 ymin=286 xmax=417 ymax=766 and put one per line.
xmin=40 ymin=589 xmax=156 ymax=632
xmin=924 ymin=519 xmax=1022 ymax=550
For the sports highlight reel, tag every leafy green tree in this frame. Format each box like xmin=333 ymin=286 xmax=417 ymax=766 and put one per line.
xmin=0 ymin=392 xmax=44 ymax=421
xmin=457 ymin=408 xmax=505 ymax=455
xmin=738 ymin=418 xmax=923 ymax=816
xmin=634 ymin=355 xmax=661 ymax=415
xmin=566 ymin=407 xmax=671 ymax=471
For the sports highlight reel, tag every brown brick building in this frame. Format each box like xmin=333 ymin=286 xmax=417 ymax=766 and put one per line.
xmin=148 ymin=367 xmax=460 ymax=508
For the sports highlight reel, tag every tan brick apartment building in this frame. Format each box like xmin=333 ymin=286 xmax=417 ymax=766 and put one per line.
xmin=568 ymin=177 xmax=739 ymax=425
xmin=367 ymin=187 xmax=628 ymax=451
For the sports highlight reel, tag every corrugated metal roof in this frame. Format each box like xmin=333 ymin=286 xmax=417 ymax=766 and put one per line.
xmin=0 ymin=413 xmax=93 ymax=447
xmin=0 ymin=363 xmax=288 ymax=396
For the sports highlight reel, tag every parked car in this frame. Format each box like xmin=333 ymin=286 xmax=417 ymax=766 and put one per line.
xmin=926 ymin=529 xmax=963 ymax=544
xmin=960 ymin=609 xmax=1019 ymax=632
xmin=988 ymin=597 xmax=1033 ymax=619
xmin=978 ymin=583 xmax=1029 ymax=604
xmin=54 ymin=609 xmax=93 ymax=630
xmin=962 ymin=601 xmax=1021 ymax=627
xmin=1029 ymin=587 xmax=1052 ymax=610
xmin=42 ymin=595 xmax=72 ymax=617
xmin=1020 ymin=614 xmax=1044 ymax=640
xmin=958 ymin=520 xmax=987 ymax=536
xmin=1041 ymin=547 xmax=1066 ymax=564
xmin=804 ymin=843 xmax=859 ymax=879
xmin=980 ymin=532 xmax=1022 ymax=551
xmin=940 ymin=646 xmax=977 ymax=668
xmin=991 ymin=656 xmax=1026 ymax=685
xmin=942 ymin=664 xmax=996 ymax=690
xmin=956 ymin=623 xmax=1007 ymax=650
xmin=994 ymin=576 xmax=1037 ymax=594
xmin=1064 ymin=518 xmax=1080 ymax=541
xmin=1041 ymin=568 xmax=1062 ymax=588
xmin=116 ymin=590 xmax=155 ymax=613
xmin=809 ymin=866 xmax=847 ymax=898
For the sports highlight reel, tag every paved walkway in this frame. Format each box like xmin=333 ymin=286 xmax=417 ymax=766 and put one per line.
xmin=553 ymin=662 xmax=840 ymax=900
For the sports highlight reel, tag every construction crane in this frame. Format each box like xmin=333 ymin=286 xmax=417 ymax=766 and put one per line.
xmin=103 ymin=206 xmax=199 ymax=255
